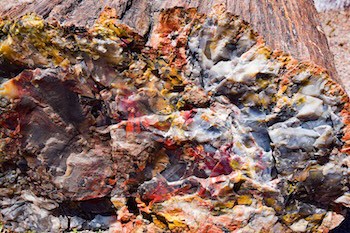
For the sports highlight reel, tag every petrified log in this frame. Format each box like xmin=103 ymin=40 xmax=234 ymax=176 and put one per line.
xmin=0 ymin=1 xmax=349 ymax=233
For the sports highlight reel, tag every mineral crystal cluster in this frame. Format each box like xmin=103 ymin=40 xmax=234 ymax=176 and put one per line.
xmin=0 ymin=6 xmax=350 ymax=232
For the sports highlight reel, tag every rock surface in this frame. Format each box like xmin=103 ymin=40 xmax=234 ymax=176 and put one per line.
xmin=0 ymin=6 xmax=350 ymax=233
xmin=0 ymin=0 xmax=339 ymax=83
xmin=319 ymin=9 xmax=350 ymax=96
xmin=314 ymin=0 xmax=350 ymax=11
xmin=317 ymin=4 xmax=350 ymax=232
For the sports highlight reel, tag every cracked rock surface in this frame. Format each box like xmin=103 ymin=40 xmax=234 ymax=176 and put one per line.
xmin=0 ymin=6 xmax=350 ymax=232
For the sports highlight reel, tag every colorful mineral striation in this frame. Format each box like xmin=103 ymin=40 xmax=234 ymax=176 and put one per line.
xmin=0 ymin=6 xmax=350 ymax=233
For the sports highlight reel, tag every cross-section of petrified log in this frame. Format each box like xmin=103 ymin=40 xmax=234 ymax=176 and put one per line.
xmin=0 ymin=6 xmax=350 ymax=233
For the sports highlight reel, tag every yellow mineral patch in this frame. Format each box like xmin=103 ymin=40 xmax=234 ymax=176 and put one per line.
xmin=256 ymin=46 xmax=272 ymax=59
xmin=152 ymin=216 xmax=168 ymax=229
xmin=154 ymin=97 xmax=173 ymax=114
xmin=94 ymin=7 xmax=127 ymax=38
xmin=264 ymin=197 xmax=276 ymax=207
xmin=0 ymin=79 xmax=20 ymax=99
xmin=294 ymin=95 xmax=306 ymax=105
xmin=160 ymin=210 xmax=188 ymax=230
xmin=237 ymin=195 xmax=253 ymax=205
xmin=282 ymin=213 xmax=300 ymax=225
xmin=0 ymin=36 xmax=14 ymax=56
xmin=230 ymin=159 xmax=241 ymax=169
xmin=257 ymin=78 xmax=271 ymax=89
xmin=215 ymin=200 xmax=235 ymax=209
xmin=0 ymin=36 xmax=22 ymax=62
xmin=110 ymin=196 xmax=126 ymax=210
xmin=19 ymin=14 xmax=45 ymax=30
xmin=175 ymin=99 xmax=185 ymax=109
xmin=306 ymin=213 xmax=325 ymax=223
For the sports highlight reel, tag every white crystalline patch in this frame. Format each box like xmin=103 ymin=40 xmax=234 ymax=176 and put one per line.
xmin=227 ymin=54 xmax=268 ymax=83
xmin=289 ymin=219 xmax=309 ymax=232
xmin=295 ymin=95 xmax=324 ymax=120
xmin=210 ymin=60 xmax=235 ymax=77
xmin=21 ymin=190 xmax=58 ymax=210
xmin=334 ymin=192 xmax=350 ymax=207
xmin=172 ymin=108 xmax=232 ymax=143
xmin=188 ymin=37 xmax=200 ymax=52
xmin=223 ymin=52 xmax=280 ymax=84
xmin=314 ymin=0 xmax=350 ymax=11
xmin=268 ymin=127 xmax=320 ymax=150
xmin=320 ymin=211 xmax=345 ymax=230
xmin=313 ymin=125 xmax=334 ymax=148
xmin=292 ymin=71 xmax=311 ymax=83
xmin=300 ymin=78 xmax=327 ymax=97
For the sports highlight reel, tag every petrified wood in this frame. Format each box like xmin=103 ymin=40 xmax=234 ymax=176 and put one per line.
xmin=0 ymin=0 xmax=338 ymax=81
xmin=0 ymin=2 xmax=349 ymax=233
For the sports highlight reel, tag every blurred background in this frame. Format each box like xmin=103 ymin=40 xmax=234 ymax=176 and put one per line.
xmin=315 ymin=0 xmax=350 ymax=94
xmin=316 ymin=2 xmax=350 ymax=232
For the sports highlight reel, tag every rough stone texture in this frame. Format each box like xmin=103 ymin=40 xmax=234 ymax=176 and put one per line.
xmin=0 ymin=6 xmax=350 ymax=232
xmin=319 ymin=9 xmax=350 ymax=94
xmin=0 ymin=1 xmax=350 ymax=232
xmin=0 ymin=0 xmax=339 ymax=83
xmin=317 ymin=3 xmax=350 ymax=232
xmin=315 ymin=0 xmax=350 ymax=11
